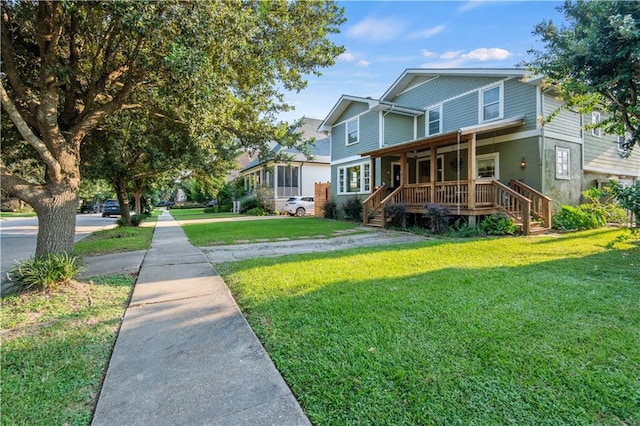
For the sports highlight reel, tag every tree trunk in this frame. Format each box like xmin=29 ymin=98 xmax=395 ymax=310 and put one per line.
xmin=32 ymin=186 xmax=79 ymax=258
xmin=115 ymin=178 xmax=131 ymax=224
xmin=133 ymin=188 xmax=142 ymax=215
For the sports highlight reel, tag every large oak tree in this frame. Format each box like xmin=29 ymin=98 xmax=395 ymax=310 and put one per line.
xmin=525 ymin=0 xmax=640 ymax=156
xmin=1 ymin=0 xmax=344 ymax=257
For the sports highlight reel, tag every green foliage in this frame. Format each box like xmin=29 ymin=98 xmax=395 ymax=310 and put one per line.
xmin=423 ymin=203 xmax=450 ymax=234
xmin=608 ymin=180 xmax=640 ymax=227
xmin=10 ymin=253 xmax=81 ymax=291
xmin=384 ymin=202 xmax=408 ymax=228
xmin=204 ymin=206 xmax=219 ymax=213
xmin=580 ymin=186 xmax=629 ymax=225
xmin=479 ymin=213 xmax=519 ymax=236
xmin=129 ymin=214 xmax=146 ymax=227
xmin=323 ymin=198 xmax=338 ymax=220
xmin=525 ymin=1 xmax=640 ymax=154
xmin=448 ymin=218 xmax=485 ymax=238
xmin=342 ymin=196 xmax=363 ymax=222
xmin=239 ymin=196 xmax=260 ymax=214
xmin=552 ymin=205 xmax=607 ymax=231
xmin=245 ymin=207 xmax=268 ymax=216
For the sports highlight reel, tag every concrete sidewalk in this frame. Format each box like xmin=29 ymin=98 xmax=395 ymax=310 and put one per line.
xmin=92 ymin=211 xmax=310 ymax=425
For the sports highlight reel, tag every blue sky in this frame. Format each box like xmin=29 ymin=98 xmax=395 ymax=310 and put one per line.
xmin=281 ymin=0 xmax=566 ymax=123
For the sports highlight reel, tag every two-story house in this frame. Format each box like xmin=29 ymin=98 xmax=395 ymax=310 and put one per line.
xmin=240 ymin=117 xmax=330 ymax=212
xmin=318 ymin=68 xmax=640 ymax=234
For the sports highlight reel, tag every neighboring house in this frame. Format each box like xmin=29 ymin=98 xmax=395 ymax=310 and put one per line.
xmin=319 ymin=68 xmax=640 ymax=234
xmin=240 ymin=117 xmax=330 ymax=212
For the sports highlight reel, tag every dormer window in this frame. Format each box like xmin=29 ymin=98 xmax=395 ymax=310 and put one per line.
xmin=346 ymin=118 xmax=359 ymax=145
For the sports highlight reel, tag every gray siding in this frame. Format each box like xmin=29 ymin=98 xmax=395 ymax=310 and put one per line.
xmin=384 ymin=114 xmax=414 ymax=146
xmin=583 ymin=122 xmax=640 ymax=175
xmin=503 ymin=79 xmax=538 ymax=132
xmin=331 ymin=110 xmax=379 ymax=161
xmin=543 ymin=94 xmax=581 ymax=138
xmin=335 ymin=102 xmax=369 ymax=124
xmin=416 ymin=115 xmax=426 ymax=139
xmin=394 ymin=76 xmax=502 ymax=109
xmin=443 ymin=92 xmax=478 ymax=131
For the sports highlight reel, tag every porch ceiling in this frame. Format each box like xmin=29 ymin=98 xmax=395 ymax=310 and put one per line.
xmin=360 ymin=115 xmax=525 ymax=158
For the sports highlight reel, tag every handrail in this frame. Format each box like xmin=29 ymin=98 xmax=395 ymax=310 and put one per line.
xmin=492 ymin=180 xmax=532 ymax=235
xmin=509 ymin=179 xmax=552 ymax=228
xmin=362 ymin=184 xmax=387 ymax=225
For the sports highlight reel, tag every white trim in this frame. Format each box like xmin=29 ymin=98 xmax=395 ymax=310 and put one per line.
xmin=479 ymin=82 xmax=504 ymax=123
xmin=584 ymin=164 xmax=640 ymax=178
xmin=476 ymin=152 xmax=500 ymax=180
xmin=591 ymin=112 xmax=601 ymax=137
xmin=555 ymin=147 xmax=571 ymax=180
xmin=336 ymin=161 xmax=372 ymax=195
xmin=426 ymin=104 xmax=443 ymax=136
xmin=378 ymin=111 xmax=384 ymax=148
xmin=332 ymin=155 xmax=365 ymax=166
xmin=346 ymin=117 xmax=359 ymax=146
xmin=544 ymin=130 xmax=583 ymax=145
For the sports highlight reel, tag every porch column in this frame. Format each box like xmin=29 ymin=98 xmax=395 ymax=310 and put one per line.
xmin=467 ymin=133 xmax=477 ymax=211
xmin=430 ymin=145 xmax=437 ymax=202
xmin=371 ymin=157 xmax=377 ymax=189
xmin=400 ymin=152 xmax=407 ymax=186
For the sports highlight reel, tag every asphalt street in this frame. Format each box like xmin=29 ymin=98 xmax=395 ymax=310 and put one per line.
xmin=0 ymin=213 xmax=117 ymax=281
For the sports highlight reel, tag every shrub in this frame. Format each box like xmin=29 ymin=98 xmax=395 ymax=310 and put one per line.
xmin=204 ymin=206 xmax=219 ymax=214
xmin=423 ymin=203 xmax=450 ymax=234
xmin=608 ymin=180 xmax=640 ymax=227
xmin=323 ymin=198 xmax=338 ymax=219
xmin=479 ymin=213 xmax=519 ymax=235
xmin=130 ymin=214 xmax=146 ymax=227
xmin=116 ymin=216 xmax=129 ymax=227
xmin=384 ymin=202 xmax=408 ymax=228
xmin=239 ymin=196 xmax=259 ymax=213
xmin=11 ymin=253 xmax=81 ymax=291
xmin=552 ymin=205 xmax=606 ymax=231
xmin=245 ymin=207 xmax=267 ymax=216
xmin=447 ymin=218 xmax=484 ymax=238
xmin=342 ymin=196 xmax=363 ymax=222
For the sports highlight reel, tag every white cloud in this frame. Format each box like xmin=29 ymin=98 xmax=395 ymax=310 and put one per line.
xmin=338 ymin=52 xmax=356 ymax=62
xmin=440 ymin=50 xmax=463 ymax=60
xmin=420 ymin=49 xmax=437 ymax=58
xmin=461 ymin=47 xmax=512 ymax=61
xmin=356 ymin=59 xmax=370 ymax=68
xmin=458 ymin=1 xmax=487 ymax=13
xmin=408 ymin=25 xmax=446 ymax=40
xmin=347 ymin=16 xmax=405 ymax=42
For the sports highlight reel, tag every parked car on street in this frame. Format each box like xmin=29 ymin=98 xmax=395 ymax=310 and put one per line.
xmin=102 ymin=199 xmax=122 ymax=217
xmin=284 ymin=196 xmax=314 ymax=216
xmin=79 ymin=200 xmax=99 ymax=214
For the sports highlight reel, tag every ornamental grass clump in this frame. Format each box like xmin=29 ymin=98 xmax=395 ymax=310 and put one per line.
xmin=11 ymin=253 xmax=81 ymax=291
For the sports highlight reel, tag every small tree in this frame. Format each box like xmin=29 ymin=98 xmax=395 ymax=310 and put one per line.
xmin=608 ymin=181 xmax=640 ymax=228
xmin=423 ymin=203 xmax=450 ymax=234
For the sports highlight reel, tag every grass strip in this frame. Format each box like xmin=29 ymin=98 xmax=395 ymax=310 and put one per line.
xmin=74 ymin=226 xmax=153 ymax=256
xmin=218 ymin=228 xmax=640 ymax=425
xmin=168 ymin=208 xmax=240 ymax=221
xmin=1 ymin=275 xmax=135 ymax=425
xmin=182 ymin=217 xmax=363 ymax=246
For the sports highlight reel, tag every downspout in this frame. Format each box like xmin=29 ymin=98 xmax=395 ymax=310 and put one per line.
xmin=539 ymin=86 xmax=546 ymax=194
xmin=456 ymin=129 xmax=461 ymax=215
xmin=299 ymin=162 xmax=304 ymax=196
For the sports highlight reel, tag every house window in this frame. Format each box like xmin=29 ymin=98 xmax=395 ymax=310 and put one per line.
xmin=337 ymin=162 xmax=371 ymax=194
xmin=277 ymin=165 xmax=299 ymax=197
xmin=417 ymin=156 xmax=444 ymax=182
xmin=476 ymin=153 xmax=499 ymax=180
xmin=346 ymin=118 xmax=359 ymax=145
xmin=427 ymin=106 xmax=441 ymax=135
xmin=481 ymin=85 xmax=501 ymax=122
xmin=556 ymin=147 xmax=570 ymax=180
xmin=591 ymin=112 xmax=601 ymax=137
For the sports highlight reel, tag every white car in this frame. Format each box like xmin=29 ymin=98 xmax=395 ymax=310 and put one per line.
xmin=284 ymin=196 xmax=314 ymax=216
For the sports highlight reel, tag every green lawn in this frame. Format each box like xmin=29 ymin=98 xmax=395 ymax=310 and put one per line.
xmin=74 ymin=226 xmax=154 ymax=256
xmin=1 ymin=275 xmax=135 ymax=425
xmin=218 ymin=228 xmax=640 ymax=425
xmin=182 ymin=217 xmax=363 ymax=246
xmin=0 ymin=211 xmax=36 ymax=218
xmin=168 ymin=208 xmax=240 ymax=221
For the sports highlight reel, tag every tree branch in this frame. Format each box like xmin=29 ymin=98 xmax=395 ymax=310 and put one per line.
xmin=1 ymin=81 xmax=62 ymax=181
xmin=0 ymin=168 xmax=47 ymax=205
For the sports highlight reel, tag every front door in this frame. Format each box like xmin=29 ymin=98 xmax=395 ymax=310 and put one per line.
xmin=392 ymin=163 xmax=401 ymax=188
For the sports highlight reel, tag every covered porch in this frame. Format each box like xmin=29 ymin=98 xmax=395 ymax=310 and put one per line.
xmin=360 ymin=119 xmax=551 ymax=235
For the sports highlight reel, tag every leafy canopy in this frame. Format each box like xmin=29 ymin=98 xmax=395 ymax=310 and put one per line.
xmin=525 ymin=0 xmax=640 ymax=156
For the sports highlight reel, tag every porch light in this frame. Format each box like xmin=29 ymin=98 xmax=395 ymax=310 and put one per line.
xmin=520 ymin=157 xmax=527 ymax=169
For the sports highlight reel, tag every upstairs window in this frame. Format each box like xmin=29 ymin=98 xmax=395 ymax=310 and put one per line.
xmin=481 ymin=85 xmax=501 ymax=122
xmin=427 ymin=106 xmax=441 ymax=136
xmin=346 ymin=118 xmax=359 ymax=145
xmin=591 ymin=112 xmax=601 ymax=137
